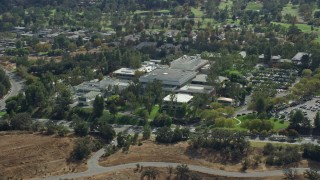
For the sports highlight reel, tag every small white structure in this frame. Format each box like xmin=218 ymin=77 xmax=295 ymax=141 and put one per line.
xmin=113 ymin=68 xmax=137 ymax=80
xmin=217 ymin=97 xmax=235 ymax=106
xmin=291 ymin=52 xmax=310 ymax=65
xmin=162 ymin=93 xmax=193 ymax=109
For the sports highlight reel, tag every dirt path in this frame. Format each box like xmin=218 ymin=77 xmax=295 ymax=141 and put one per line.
xmin=38 ymin=148 xmax=310 ymax=179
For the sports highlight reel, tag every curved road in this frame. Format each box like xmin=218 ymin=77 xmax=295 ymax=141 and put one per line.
xmin=38 ymin=148 xmax=310 ymax=180
xmin=0 ymin=69 xmax=24 ymax=110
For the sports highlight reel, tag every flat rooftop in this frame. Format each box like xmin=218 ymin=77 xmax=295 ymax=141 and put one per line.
xmin=139 ymin=68 xmax=197 ymax=86
xmin=192 ymin=74 xmax=207 ymax=83
xmin=113 ymin=68 xmax=136 ymax=75
xmin=163 ymin=93 xmax=193 ymax=103
xmin=178 ymin=84 xmax=215 ymax=95
xmin=292 ymin=52 xmax=309 ymax=61
xmin=170 ymin=55 xmax=208 ymax=71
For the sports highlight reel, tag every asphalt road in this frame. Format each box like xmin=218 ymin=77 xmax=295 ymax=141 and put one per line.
xmin=38 ymin=148 xmax=310 ymax=180
xmin=0 ymin=69 xmax=24 ymax=110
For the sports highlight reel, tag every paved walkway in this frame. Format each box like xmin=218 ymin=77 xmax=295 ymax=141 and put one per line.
xmin=37 ymin=149 xmax=310 ymax=180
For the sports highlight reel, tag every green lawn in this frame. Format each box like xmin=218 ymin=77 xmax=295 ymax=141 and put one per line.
xmin=0 ymin=111 xmax=6 ymax=117
xmin=235 ymin=115 xmax=289 ymax=131
xmin=219 ymin=0 xmax=233 ymax=10
xmin=272 ymin=118 xmax=290 ymax=131
xmin=50 ymin=9 xmax=56 ymax=16
xmin=148 ymin=105 xmax=160 ymax=120
xmin=272 ymin=22 xmax=320 ymax=36
xmin=281 ymin=3 xmax=303 ymax=22
xmin=246 ymin=1 xmax=263 ymax=11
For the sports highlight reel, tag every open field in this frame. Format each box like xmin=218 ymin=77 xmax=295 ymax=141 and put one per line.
xmin=272 ymin=22 xmax=320 ymax=32
xmin=235 ymin=115 xmax=289 ymax=131
xmin=281 ymin=3 xmax=303 ymax=22
xmin=0 ymin=132 xmax=86 ymax=179
xmin=271 ymin=22 xmax=320 ymax=43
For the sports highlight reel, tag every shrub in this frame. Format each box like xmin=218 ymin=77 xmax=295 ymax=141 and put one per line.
xmin=74 ymin=120 xmax=89 ymax=137
xmin=303 ymin=144 xmax=320 ymax=162
xmin=45 ymin=121 xmax=58 ymax=135
xmin=73 ymin=137 xmax=92 ymax=161
xmin=152 ymin=113 xmax=172 ymax=127
xmin=57 ymin=125 xmax=70 ymax=137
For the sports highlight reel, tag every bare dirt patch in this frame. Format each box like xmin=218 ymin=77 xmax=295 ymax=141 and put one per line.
xmin=0 ymin=132 xmax=86 ymax=179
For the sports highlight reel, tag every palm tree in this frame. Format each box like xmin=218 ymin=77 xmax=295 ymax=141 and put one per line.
xmin=140 ymin=167 xmax=159 ymax=180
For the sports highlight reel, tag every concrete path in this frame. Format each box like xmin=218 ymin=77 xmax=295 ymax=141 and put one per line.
xmin=38 ymin=148 xmax=310 ymax=180
xmin=0 ymin=69 xmax=24 ymax=110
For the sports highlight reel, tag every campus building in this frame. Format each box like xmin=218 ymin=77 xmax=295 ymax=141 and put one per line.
xmin=139 ymin=68 xmax=197 ymax=91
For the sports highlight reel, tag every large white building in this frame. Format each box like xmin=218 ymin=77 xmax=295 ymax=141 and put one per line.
xmin=139 ymin=68 xmax=197 ymax=91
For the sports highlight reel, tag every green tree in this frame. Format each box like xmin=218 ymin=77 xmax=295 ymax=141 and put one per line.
xmin=25 ymin=82 xmax=47 ymax=108
xmin=263 ymin=143 xmax=275 ymax=155
xmin=93 ymin=95 xmax=104 ymax=118
xmin=152 ymin=113 xmax=172 ymax=127
xmin=142 ymin=125 xmax=151 ymax=140
xmin=72 ymin=137 xmax=93 ymax=161
xmin=10 ymin=112 xmax=32 ymax=130
xmin=255 ymin=97 xmax=265 ymax=114
xmin=117 ymin=132 xmax=127 ymax=148
xmin=74 ymin=120 xmax=89 ymax=137
xmin=289 ymin=110 xmax=304 ymax=130
xmin=57 ymin=125 xmax=70 ymax=137
xmin=302 ymin=69 xmax=312 ymax=78
xmin=98 ymin=123 xmax=115 ymax=143
xmin=109 ymin=103 xmax=118 ymax=117
xmin=155 ymin=126 xmax=173 ymax=143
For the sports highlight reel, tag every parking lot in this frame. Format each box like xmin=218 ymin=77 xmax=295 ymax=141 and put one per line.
xmin=250 ymin=68 xmax=297 ymax=90
xmin=277 ymin=97 xmax=320 ymax=124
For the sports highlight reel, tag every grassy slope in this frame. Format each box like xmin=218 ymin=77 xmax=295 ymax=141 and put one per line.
xmin=281 ymin=3 xmax=303 ymax=22
xmin=148 ymin=105 xmax=159 ymax=120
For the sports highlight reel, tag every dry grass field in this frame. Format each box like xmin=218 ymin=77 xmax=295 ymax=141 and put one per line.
xmin=0 ymin=132 xmax=86 ymax=179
